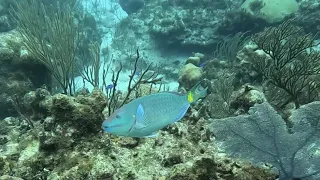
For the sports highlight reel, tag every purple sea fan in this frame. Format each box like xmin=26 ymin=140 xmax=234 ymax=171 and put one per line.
xmin=210 ymin=102 xmax=320 ymax=180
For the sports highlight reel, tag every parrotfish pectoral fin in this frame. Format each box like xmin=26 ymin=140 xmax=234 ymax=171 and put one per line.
xmin=144 ymin=132 xmax=158 ymax=138
xmin=136 ymin=104 xmax=145 ymax=121
xmin=135 ymin=104 xmax=147 ymax=129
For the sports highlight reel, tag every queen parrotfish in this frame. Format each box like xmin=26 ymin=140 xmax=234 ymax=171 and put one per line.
xmin=102 ymin=81 xmax=207 ymax=138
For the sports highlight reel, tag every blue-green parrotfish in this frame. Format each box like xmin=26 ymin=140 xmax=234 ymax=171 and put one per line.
xmin=102 ymin=82 xmax=207 ymax=138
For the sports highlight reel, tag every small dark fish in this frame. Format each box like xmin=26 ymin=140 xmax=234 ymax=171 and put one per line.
xmin=135 ymin=71 xmax=141 ymax=76
xmin=106 ymin=84 xmax=114 ymax=90
xmin=172 ymin=60 xmax=180 ymax=65
xmin=134 ymin=71 xmax=143 ymax=79
xmin=9 ymin=167 xmax=15 ymax=176
xmin=199 ymin=62 xmax=206 ymax=68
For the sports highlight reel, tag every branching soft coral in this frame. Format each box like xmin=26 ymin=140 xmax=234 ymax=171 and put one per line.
xmin=249 ymin=19 xmax=320 ymax=108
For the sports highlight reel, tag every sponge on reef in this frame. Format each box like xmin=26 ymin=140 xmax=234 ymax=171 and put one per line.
xmin=178 ymin=63 xmax=203 ymax=89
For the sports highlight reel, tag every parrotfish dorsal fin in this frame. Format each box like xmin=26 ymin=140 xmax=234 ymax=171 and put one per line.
xmin=135 ymin=104 xmax=147 ymax=129
xmin=166 ymin=91 xmax=185 ymax=96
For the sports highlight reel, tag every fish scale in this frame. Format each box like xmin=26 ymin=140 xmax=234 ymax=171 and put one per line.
xmin=132 ymin=92 xmax=189 ymax=123
xmin=138 ymin=93 xmax=189 ymax=125
xmin=125 ymin=93 xmax=190 ymax=137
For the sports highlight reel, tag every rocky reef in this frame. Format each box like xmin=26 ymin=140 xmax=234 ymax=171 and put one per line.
xmin=111 ymin=0 xmax=309 ymax=55
xmin=1 ymin=0 xmax=320 ymax=179
xmin=0 ymin=0 xmax=16 ymax=32
xmin=0 ymin=86 xmax=276 ymax=179
xmin=0 ymin=30 xmax=51 ymax=119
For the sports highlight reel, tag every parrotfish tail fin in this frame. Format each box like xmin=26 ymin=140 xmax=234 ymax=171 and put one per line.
xmin=187 ymin=80 xmax=208 ymax=103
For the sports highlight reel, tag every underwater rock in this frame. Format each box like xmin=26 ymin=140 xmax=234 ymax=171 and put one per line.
xmin=42 ymin=116 xmax=54 ymax=132
xmin=230 ymin=85 xmax=266 ymax=114
xmin=296 ymin=0 xmax=320 ymax=34
xmin=0 ymin=93 xmax=277 ymax=179
xmin=0 ymin=15 xmax=11 ymax=33
xmin=0 ymin=31 xmax=51 ymax=119
xmin=119 ymin=0 xmax=144 ymax=15
xmin=241 ymin=0 xmax=299 ymax=23
xmin=162 ymin=154 xmax=184 ymax=167
xmin=193 ymin=52 xmax=205 ymax=59
xmin=18 ymin=140 xmax=39 ymax=163
xmin=186 ymin=56 xmax=201 ymax=66
xmin=216 ymin=7 xmax=269 ymax=36
xmin=0 ymin=175 xmax=23 ymax=180
xmin=50 ymin=89 xmax=107 ymax=134
xmin=0 ymin=121 xmax=10 ymax=145
xmin=168 ymin=156 xmax=276 ymax=179
xmin=0 ymin=137 xmax=8 ymax=146
xmin=237 ymin=43 xmax=259 ymax=64
xmin=200 ymin=59 xmax=223 ymax=80
xmin=235 ymin=43 xmax=264 ymax=85
xmin=9 ymin=87 xmax=108 ymax=152
xmin=178 ymin=63 xmax=203 ymax=90
xmin=33 ymin=88 xmax=108 ymax=151
xmin=167 ymin=157 xmax=218 ymax=179
xmin=0 ymin=157 xmax=4 ymax=175
xmin=22 ymin=88 xmax=51 ymax=122
xmin=38 ymin=131 xmax=58 ymax=152
xmin=0 ymin=0 xmax=16 ymax=32
xmin=0 ymin=120 xmax=10 ymax=135
xmin=114 ymin=0 xmax=247 ymax=52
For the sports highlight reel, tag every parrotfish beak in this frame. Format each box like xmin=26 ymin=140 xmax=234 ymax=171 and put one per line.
xmin=102 ymin=119 xmax=125 ymax=133
xmin=102 ymin=121 xmax=111 ymax=132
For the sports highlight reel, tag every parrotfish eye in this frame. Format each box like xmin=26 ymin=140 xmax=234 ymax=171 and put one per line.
xmin=116 ymin=115 xmax=121 ymax=119
xmin=196 ymin=85 xmax=203 ymax=94
xmin=198 ymin=82 xmax=205 ymax=89
xmin=198 ymin=80 xmax=208 ymax=90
